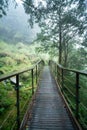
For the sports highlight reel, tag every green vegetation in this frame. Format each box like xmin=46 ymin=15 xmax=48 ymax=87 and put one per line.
xmin=23 ymin=2 xmax=87 ymax=128
xmin=63 ymin=74 xmax=87 ymax=129
xmin=23 ymin=0 xmax=87 ymax=68
xmin=0 ymin=40 xmax=40 ymax=74
xmin=0 ymin=0 xmax=87 ymax=129
xmin=51 ymin=61 xmax=87 ymax=129
xmin=0 ymin=40 xmax=40 ymax=129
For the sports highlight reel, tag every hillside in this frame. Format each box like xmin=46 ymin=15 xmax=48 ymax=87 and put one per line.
xmin=0 ymin=40 xmax=40 ymax=75
xmin=0 ymin=40 xmax=41 ymax=129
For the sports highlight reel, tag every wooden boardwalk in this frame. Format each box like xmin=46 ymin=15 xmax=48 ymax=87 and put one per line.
xmin=26 ymin=66 xmax=75 ymax=130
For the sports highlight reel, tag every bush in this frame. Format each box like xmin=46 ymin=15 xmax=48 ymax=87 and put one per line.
xmin=0 ymin=108 xmax=5 ymax=114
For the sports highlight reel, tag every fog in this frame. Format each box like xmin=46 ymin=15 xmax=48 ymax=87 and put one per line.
xmin=0 ymin=0 xmax=40 ymax=44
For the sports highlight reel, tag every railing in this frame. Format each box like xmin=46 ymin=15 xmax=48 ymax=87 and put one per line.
xmin=49 ymin=60 xmax=87 ymax=130
xmin=0 ymin=60 xmax=44 ymax=130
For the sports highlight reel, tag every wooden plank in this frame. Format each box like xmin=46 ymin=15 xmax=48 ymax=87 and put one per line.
xmin=25 ymin=66 xmax=76 ymax=130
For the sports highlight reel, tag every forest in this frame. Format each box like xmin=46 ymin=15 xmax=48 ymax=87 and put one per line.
xmin=0 ymin=0 xmax=87 ymax=129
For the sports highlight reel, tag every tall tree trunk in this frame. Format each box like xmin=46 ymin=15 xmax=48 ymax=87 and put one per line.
xmin=59 ymin=25 xmax=62 ymax=64
xmin=58 ymin=5 xmax=62 ymax=64
xmin=63 ymin=42 xmax=67 ymax=67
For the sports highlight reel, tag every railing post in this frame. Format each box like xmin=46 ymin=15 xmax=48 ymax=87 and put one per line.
xmin=49 ymin=60 xmax=50 ymax=66
xmin=55 ymin=63 xmax=56 ymax=76
xmin=42 ymin=60 xmax=44 ymax=66
xmin=76 ymin=73 xmax=80 ymax=120
xmin=57 ymin=65 xmax=58 ymax=82
xmin=31 ymin=69 xmax=34 ymax=95
xmin=36 ymin=65 xmax=37 ymax=84
xmin=16 ymin=74 xmax=20 ymax=130
xmin=59 ymin=68 xmax=61 ymax=85
xmin=61 ymin=69 xmax=64 ymax=92
xmin=38 ymin=63 xmax=40 ymax=75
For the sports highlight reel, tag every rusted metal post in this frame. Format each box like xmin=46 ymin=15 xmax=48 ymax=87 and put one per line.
xmin=76 ymin=73 xmax=80 ymax=120
xmin=31 ymin=69 xmax=34 ymax=95
xmin=36 ymin=65 xmax=37 ymax=84
xmin=16 ymin=74 xmax=20 ymax=130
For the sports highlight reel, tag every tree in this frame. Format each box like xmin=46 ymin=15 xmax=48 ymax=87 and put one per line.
xmin=0 ymin=0 xmax=17 ymax=17
xmin=23 ymin=0 xmax=87 ymax=65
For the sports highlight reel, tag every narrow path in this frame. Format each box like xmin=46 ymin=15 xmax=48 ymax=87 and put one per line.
xmin=26 ymin=66 xmax=75 ymax=130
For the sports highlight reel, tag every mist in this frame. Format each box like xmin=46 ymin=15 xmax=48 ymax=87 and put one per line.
xmin=0 ymin=0 xmax=40 ymax=44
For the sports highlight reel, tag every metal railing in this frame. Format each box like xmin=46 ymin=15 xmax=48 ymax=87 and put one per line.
xmin=0 ymin=60 xmax=44 ymax=130
xmin=49 ymin=60 xmax=87 ymax=130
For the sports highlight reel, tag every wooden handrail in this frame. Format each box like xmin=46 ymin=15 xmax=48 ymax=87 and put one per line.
xmin=0 ymin=59 xmax=44 ymax=130
xmin=49 ymin=60 xmax=87 ymax=130
xmin=49 ymin=60 xmax=87 ymax=76
xmin=0 ymin=60 xmax=43 ymax=82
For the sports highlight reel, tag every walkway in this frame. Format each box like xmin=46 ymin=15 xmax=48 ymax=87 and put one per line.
xmin=26 ymin=66 xmax=75 ymax=130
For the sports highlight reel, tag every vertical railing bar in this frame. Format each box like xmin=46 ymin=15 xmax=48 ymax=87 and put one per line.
xmin=76 ymin=72 xmax=80 ymax=120
xmin=59 ymin=68 xmax=61 ymax=85
xmin=36 ymin=65 xmax=37 ymax=84
xmin=55 ymin=63 xmax=57 ymax=78
xmin=38 ymin=63 xmax=39 ymax=75
xmin=16 ymin=74 xmax=20 ymax=130
xmin=55 ymin=63 xmax=56 ymax=77
xmin=31 ymin=69 xmax=34 ymax=95
xmin=57 ymin=65 xmax=58 ymax=82
xmin=61 ymin=69 xmax=64 ymax=92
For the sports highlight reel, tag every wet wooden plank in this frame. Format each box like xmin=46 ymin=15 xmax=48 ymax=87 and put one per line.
xmin=26 ymin=66 xmax=75 ymax=130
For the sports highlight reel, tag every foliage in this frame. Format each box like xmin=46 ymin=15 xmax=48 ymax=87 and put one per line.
xmin=23 ymin=0 xmax=87 ymax=69
xmin=0 ymin=40 xmax=40 ymax=129
xmin=0 ymin=0 xmax=17 ymax=17
xmin=53 ymin=65 xmax=87 ymax=129
xmin=0 ymin=82 xmax=13 ymax=114
xmin=64 ymin=74 xmax=87 ymax=129
xmin=0 ymin=40 xmax=40 ymax=75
